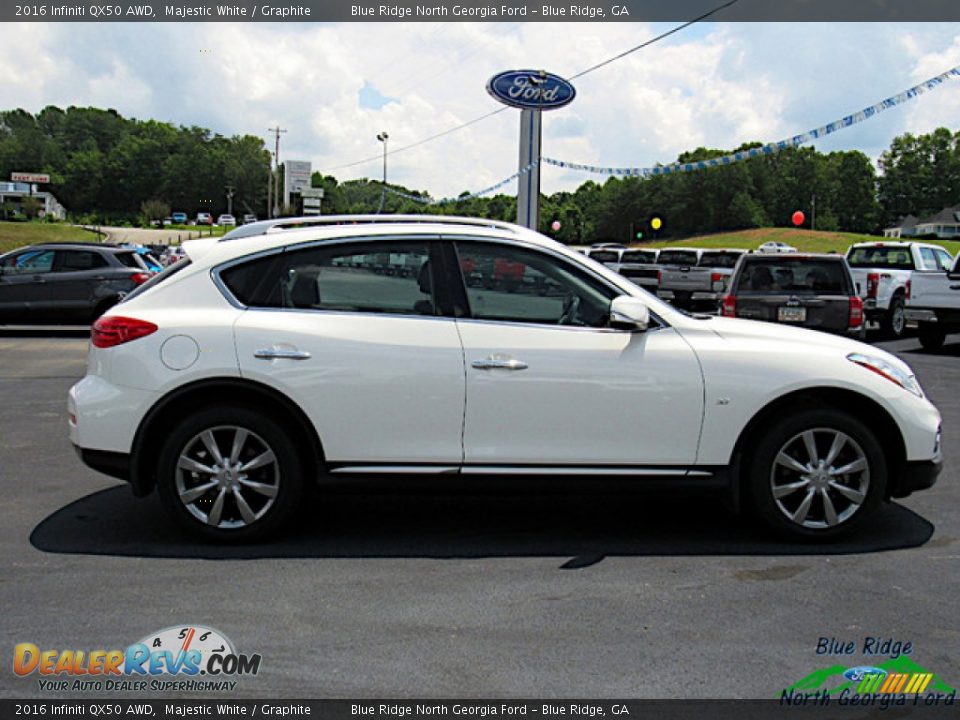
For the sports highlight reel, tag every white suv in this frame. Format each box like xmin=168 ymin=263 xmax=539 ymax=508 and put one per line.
xmin=68 ymin=216 xmax=943 ymax=542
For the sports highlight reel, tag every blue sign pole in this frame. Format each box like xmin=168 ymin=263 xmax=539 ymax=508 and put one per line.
xmin=517 ymin=108 xmax=542 ymax=230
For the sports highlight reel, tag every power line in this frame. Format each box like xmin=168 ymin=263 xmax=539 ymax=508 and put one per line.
xmin=322 ymin=0 xmax=740 ymax=174
xmin=569 ymin=0 xmax=740 ymax=80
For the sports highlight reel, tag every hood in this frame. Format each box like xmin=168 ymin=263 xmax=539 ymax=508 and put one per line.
xmin=698 ymin=316 xmax=916 ymax=376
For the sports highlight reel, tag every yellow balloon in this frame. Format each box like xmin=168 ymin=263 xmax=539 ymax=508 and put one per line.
xmin=651 ymin=217 xmax=662 ymax=230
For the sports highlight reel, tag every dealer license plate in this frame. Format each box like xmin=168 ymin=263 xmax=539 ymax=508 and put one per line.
xmin=778 ymin=306 xmax=807 ymax=322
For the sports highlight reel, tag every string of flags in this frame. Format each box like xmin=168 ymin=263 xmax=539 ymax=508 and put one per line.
xmin=543 ymin=63 xmax=960 ymax=177
xmin=381 ymin=63 xmax=960 ymax=202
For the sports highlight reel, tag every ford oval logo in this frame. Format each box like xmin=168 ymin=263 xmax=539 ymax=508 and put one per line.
xmin=843 ymin=666 xmax=887 ymax=682
xmin=486 ymin=70 xmax=576 ymax=111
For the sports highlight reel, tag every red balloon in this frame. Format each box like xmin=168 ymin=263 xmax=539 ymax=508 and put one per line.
xmin=792 ymin=210 xmax=805 ymax=227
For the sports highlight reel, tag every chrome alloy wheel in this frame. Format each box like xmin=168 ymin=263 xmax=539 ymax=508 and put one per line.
xmin=769 ymin=428 xmax=870 ymax=529
xmin=175 ymin=425 xmax=280 ymax=529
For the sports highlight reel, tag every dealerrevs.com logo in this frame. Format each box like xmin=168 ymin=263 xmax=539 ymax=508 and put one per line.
xmin=13 ymin=625 xmax=261 ymax=693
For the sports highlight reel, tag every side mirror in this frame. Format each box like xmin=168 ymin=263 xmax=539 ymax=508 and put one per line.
xmin=610 ymin=295 xmax=650 ymax=331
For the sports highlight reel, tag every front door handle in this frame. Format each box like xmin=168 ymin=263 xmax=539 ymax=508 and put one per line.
xmin=471 ymin=357 xmax=528 ymax=371
xmin=254 ymin=347 xmax=312 ymax=360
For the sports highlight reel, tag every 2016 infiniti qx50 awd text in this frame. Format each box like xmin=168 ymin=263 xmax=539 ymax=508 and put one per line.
xmin=68 ymin=216 xmax=942 ymax=541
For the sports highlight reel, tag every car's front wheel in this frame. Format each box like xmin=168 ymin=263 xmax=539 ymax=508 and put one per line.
xmin=156 ymin=406 xmax=306 ymax=542
xmin=747 ymin=408 xmax=886 ymax=540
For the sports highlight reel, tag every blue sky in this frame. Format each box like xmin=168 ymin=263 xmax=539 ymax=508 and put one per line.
xmin=1 ymin=22 xmax=959 ymax=198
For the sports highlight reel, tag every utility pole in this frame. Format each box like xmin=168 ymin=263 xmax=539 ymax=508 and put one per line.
xmin=811 ymin=194 xmax=817 ymax=231
xmin=268 ymin=126 xmax=286 ymax=218
xmin=376 ymin=131 xmax=389 ymax=214
xmin=225 ymin=185 xmax=235 ymax=216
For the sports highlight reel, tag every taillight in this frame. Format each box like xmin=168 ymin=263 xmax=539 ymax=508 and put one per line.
xmin=711 ymin=272 xmax=723 ymax=283
xmin=130 ymin=272 xmax=151 ymax=285
xmin=905 ymin=279 xmax=911 ymax=300
xmin=91 ymin=316 xmax=158 ymax=349
xmin=721 ymin=295 xmax=737 ymax=317
xmin=849 ymin=296 xmax=864 ymax=329
xmin=657 ymin=269 xmax=663 ymax=285
xmin=866 ymin=272 xmax=879 ymax=298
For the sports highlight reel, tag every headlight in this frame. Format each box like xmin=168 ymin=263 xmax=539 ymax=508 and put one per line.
xmin=847 ymin=353 xmax=923 ymax=397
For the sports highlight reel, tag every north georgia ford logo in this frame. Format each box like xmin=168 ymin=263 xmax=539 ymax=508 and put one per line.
xmin=13 ymin=625 xmax=261 ymax=691
xmin=486 ymin=70 xmax=576 ymax=110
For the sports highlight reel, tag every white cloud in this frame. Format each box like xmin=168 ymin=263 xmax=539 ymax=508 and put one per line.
xmin=1 ymin=21 xmax=959 ymax=199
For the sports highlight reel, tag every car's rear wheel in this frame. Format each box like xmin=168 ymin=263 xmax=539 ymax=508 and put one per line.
xmin=918 ymin=323 xmax=945 ymax=351
xmin=157 ymin=406 xmax=305 ymax=542
xmin=747 ymin=408 xmax=886 ymax=540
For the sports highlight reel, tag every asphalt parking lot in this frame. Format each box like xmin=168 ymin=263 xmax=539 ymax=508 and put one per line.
xmin=0 ymin=328 xmax=958 ymax=699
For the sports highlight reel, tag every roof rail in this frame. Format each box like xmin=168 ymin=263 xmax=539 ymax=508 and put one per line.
xmin=220 ymin=214 xmax=526 ymax=241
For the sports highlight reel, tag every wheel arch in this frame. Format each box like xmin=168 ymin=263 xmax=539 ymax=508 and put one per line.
xmin=729 ymin=387 xmax=906 ymax=504
xmin=130 ymin=377 xmax=325 ymax=496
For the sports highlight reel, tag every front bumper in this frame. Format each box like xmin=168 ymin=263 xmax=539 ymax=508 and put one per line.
xmin=890 ymin=459 xmax=942 ymax=498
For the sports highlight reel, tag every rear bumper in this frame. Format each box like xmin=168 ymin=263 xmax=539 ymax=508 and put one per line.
xmin=890 ymin=459 xmax=942 ymax=498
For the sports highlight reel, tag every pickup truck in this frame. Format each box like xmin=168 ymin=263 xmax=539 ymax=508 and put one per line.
xmin=657 ymin=248 xmax=745 ymax=309
xmin=845 ymin=241 xmax=954 ymax=338
xmin=905 ymin=253 xmax=960 ymax=349
xmin=617 ymin=248 xmax=659 ymax=292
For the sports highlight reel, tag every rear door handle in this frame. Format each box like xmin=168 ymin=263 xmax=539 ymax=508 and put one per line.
xmin=471 ymin=357 xmax=528 ymax=371
xmin=254 ymin=348 xmax=312 ymax=360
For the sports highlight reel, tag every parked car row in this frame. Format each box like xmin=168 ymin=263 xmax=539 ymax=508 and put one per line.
xmin=576 ymin=240 xmax=956 ymax=342
xmin=169 ymin=212 xmax=254 ymax=227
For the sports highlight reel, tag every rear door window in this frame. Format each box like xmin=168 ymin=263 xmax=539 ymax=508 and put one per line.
xmin=918 ymin=247 xmax=943 ymax=271
xmin=220 ymin=241 xmax=439 ymax=316
xmin=56 ymin=250 xmax=107 ymax=271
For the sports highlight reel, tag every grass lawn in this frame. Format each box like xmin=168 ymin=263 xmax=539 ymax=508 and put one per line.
xmin=0 ymin=222 xmax=96 ymax=255
xmin=646 ymin=227 xmax=960 ymax=257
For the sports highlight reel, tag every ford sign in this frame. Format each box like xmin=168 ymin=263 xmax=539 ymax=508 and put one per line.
xmin=486 ymin=70 xmax=576 ymax=111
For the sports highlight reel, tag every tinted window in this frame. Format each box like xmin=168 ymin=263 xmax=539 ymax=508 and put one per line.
xmin=621 ymin=250 xmax=657 ymax=263
xmin=2 ymin=250 xmax=55 ymax=275
xmin=57 ymin=250 xmax=107 ymax=271
xmin=121 ymin=258 xmax=192 ymax=303
xmin=115 ymin=251 xmax=144 ymax=269
xmin=735 ymin=259 xmax=849 ymax=294
xmin=699 ymin=251 xmax=743 ymax=268
xmin=658 ymin=250 xmax=699 ymax=266
xmin=846 ymin=247 xmax=915 ymax=270
xmin=589 ymin=250 xmax=620 ymax=263
xmin=220 ymin=242 xmax=437 ymax=316
xmin=456 ymin=243 xmax=616 ymax=327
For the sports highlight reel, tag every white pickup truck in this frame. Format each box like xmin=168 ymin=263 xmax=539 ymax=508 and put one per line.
xmin=845 ymin=241 xmax=954 ymax=338
xmin=905 ymin=253 xmax=960 ymax=349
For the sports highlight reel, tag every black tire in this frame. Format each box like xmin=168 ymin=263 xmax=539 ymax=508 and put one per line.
xmin=882 ymin=294 xmax=906 ymax=339
xmin=156 ymin=405 xmax=306 ymax=542
xmin=746 ymin=407 xmax=887 ymax=541
xmin=917 ymin=323 xmax=945 ymax=351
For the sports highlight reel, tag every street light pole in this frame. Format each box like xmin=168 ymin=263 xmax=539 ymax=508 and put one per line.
xmin=376 ymin=131 xmax=389 ymax=214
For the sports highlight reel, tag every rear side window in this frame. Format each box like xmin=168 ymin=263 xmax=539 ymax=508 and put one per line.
xmin=918 ymin=247 xmax=944 ymax=272
xmin=735 ymin=259 xmax=849 ymax=294
xmin=115 ymin=251 xmax=144 ymax=269
xmin=219 ymin=242 xmax=437 ymax=316
xmin=846 ymin=246 xmax=915 ymax=270
xmin=658 ymin=250 xmax=699 ymax=266
xmin=936 ymin=249 xmax=953 ymax=271
xmin=57 ymin=250 xmax=107 ymax=271
xmin=699 ymin=252 xmax=742 ymax=268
